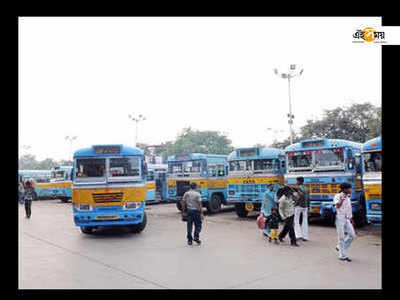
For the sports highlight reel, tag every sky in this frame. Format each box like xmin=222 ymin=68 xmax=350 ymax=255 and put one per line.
xmin=19 ymin=17 xmax=382 ymax=161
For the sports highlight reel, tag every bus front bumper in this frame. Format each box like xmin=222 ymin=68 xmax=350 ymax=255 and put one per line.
xmin=73 ymin=208 xmax=145 ymax=227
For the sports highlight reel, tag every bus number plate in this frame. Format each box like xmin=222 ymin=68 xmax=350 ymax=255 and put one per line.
xmin=96 ymin=215 xmax=118 ymax=220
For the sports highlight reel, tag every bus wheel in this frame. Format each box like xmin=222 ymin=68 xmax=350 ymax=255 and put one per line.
xmin=61 ymin=197 xmax=70 ymax=203
xmin=176 ymin=201 xmax=183 ymax=211
xmin=235 ymin=203 xmax=248 ymax=218
xmin=207 ymin=194 xmax=222 ymax=214
xmin=80 ymin=226 xmax=94 ymax=234
xmin=354 ymin=202 xmax=367 ymax=228
xmin=128 ymin=213 xmax=147 ymax=233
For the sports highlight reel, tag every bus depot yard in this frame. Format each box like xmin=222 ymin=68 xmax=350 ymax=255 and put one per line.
xmin=18 ymin=200 xmax=381 ymax=289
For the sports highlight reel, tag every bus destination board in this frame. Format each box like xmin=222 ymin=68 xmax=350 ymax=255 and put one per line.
xmin=239 ymin=148 xmax=258 ymax=157
xmin=93 ymin=145 xmax=121 ymax=154
xmin=302 ymin=141 xmax=325 ymax=148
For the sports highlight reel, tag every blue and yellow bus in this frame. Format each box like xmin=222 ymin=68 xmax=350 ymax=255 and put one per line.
xmin=72 ymin=144 xmax=148 ymax=234
xmin=284 ymin=138 xmax=365 ymax=226
xmin=226 ymin=147 xmax=286 ymax=218
xmin=49 ymin=166 xmax=73 ymax=202
xmin=146 ymin=163 xmax=168 ymax=203
xmin=362 ymin=136 xmax=382 ymax=225
xmin=167 ymin=153 xmax=228 ymax=213
xmin=18 ymin=170 xmax=52 ymax=200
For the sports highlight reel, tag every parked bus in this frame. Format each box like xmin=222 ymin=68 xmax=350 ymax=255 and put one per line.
xmin=362 ymin=136 xmax=382 ymax=225
xmin=226 ymin=147 xmax=286 ymax=218
xmin=284 ymin=138 xmax=365 ymax=226
xmin=49 ymin=166 xmax=73 ymax=203
xmin=72 ymin=144 xmax=148 ymax=234
xmin=18 ymin=170 xmax=52 ymax=200
xmin=167 ymin=153 xmax=228 ymax=214
xmin=146 ymin=163 xmax=168 ymax=203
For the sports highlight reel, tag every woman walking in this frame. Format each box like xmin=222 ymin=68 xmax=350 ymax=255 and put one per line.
xmin=260 ymin=184 xmax=277 ymax=238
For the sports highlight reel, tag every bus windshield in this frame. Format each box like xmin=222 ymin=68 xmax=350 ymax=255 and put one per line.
xmin=253 ymin=159 xmax=275 ymax=171
xmin=314 ymin=149 xmax=344 ymax=168
xmin=168 ymin=160 xmax=202 ymax=174
xmin=363 ymin=151 xmax=382 ymax=172
xmin=183 ymin=160 xmax=202 ymax=173
xmin=75 ymin=158 xmax=106 ymax=182
xmin=288 ymin=153 xmax=312 ymax=169
xmin=229 ymin=160 xmax=252 ymax=171
xmin=109 ymin=157 xmax=140 ymax=178
xmin=168 ymin=162 xmax=183 ymax=174
xmin=52 ymin=171 xmax=65 ymax=180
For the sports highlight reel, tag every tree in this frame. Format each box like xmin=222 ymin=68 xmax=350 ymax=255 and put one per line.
xmin=159 ymin=127 xmax=234 ymax=158
xmin=299 ymin=103 xmax=381 ymax=143
xmin=270 ymin=102 xmax=381 ymax=148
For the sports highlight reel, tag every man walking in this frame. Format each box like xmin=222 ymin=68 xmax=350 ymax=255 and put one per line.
xmin=182 ymin=182 xmax=204 ymax=246
xmin=334 ymin=182 xmax=356 ymax=262
xmin=293 ymin=177 xmax=310 ymax=241
xmin=277 ymin=186 xmax=299 ymax=247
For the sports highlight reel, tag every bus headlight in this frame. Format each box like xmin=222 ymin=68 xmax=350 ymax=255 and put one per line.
xmin=229 ymin=191 xmax=235 ymax=195
xmin=124 ymin=202 xmax=142 ymax=210
xmin=78 ymin=203 xmax=92 ymax=211
xmin=370 ymin=203 xmax=381 ymax=211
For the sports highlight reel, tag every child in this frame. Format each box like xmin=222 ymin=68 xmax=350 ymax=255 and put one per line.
xmin=265 ymin=208 xmax=280 ymax=244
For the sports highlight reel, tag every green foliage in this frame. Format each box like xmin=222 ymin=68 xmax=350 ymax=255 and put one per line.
xmin=159 ymin=127 xmax=234 ymax=158
xmin=18 ymin=154 xmax=73 ymax=170
xmin=270 ymin=102 xmax=381 ymax=149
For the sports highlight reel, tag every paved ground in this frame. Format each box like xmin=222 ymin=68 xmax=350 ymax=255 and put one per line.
xmin=18 ymin=200 xmax=382 ymax=289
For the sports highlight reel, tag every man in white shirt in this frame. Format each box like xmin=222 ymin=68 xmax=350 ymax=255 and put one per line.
xmin=333 ymin=182 xmax=356 ymax=262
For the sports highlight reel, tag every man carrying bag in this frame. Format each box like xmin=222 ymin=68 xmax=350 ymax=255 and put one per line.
xmin=182 ymin=182 xmax=204 ymax=246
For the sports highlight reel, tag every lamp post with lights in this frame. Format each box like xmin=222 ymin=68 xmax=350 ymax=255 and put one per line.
xmin=128 ymin=114 xmax=146 ymax=147
xmin=65 ymin=136 xmax=77 ymax=161
xmin=273 ymin=64 xmax=303 ymax=145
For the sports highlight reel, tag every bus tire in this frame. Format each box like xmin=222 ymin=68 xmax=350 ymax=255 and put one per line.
xmin=61 ymin=197 xmax=68 ymax=203
xmin=207 ymin=194 xmax=222 ymax=214
xmin=235 ymin=203 xmax=248 ymax=218
xmin=80 ymin=226 xmax=94 ymax=234
xmin=354 ymin=198 xmax=367 ymax=228
xmin=128 ymin=213 xmax=147 ymax=233
xmin=176 ymin=201 xmax=183 ymax=211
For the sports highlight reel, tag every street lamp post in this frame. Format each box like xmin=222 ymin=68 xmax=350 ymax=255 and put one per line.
xmin=128 ymin=114 xmax=146 ymax=147
xmin=273 ymin=64 xmax=303 ymax=145
xmin=65 ymin=136 xmax=77 ymax=161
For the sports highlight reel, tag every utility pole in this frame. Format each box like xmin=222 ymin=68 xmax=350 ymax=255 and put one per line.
xmin=128 ymin=114 xmax=146 ymax=147
xmin=273 ymin=64 xmax=303 ymax=145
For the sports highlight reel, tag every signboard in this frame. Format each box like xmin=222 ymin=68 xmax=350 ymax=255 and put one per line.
xmin=239 ymin=148 xmax=258 ymax=157
xmin=175 ymin=154 xmax=191 ymax=161
xmin=302 ymin=140 xmax=325 ymax=148
xmin=93 ymin=145 xmax=121 ymax=154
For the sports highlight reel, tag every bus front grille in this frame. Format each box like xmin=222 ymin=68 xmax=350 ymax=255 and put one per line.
xmin=92 ymin=193 xmax=123 ymax=204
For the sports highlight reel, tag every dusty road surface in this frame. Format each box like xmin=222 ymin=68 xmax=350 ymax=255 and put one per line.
xmin=18 ymin=201 xmax=382 ymax=289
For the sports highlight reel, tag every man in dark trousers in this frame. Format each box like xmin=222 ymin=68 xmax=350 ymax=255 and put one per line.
xmin=277 ymin=186 xmax=299 ymax=247
xmin=24 ymin=180 xmax=35 ymax=218
xmin=182 ymin=182 xmax=204 ymax=245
